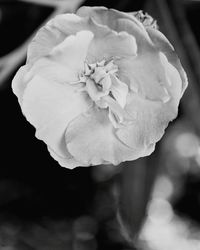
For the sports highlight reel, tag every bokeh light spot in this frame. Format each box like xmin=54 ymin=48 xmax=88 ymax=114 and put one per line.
xmin=175 ymin=132 xmax=199 ymax=158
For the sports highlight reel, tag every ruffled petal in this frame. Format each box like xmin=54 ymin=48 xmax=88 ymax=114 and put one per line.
xmin=47 ymin=13 xmax=87 ymax=35
xmin=27 ymin=14 xmax=92 ymax=64
xmin=76 ymin=6 xmax=152 ymax=52
xmin=50 ymin=30 xmax=94 ymax=72
xmin=25 ymin=57 xmax=79 ymax=84
xmin=87 ymin=30 xmax=137 ymax=63
xmin=116 ymin=51 xmax=172 ymax=103
xmin=12 ymin=65 xmax=28 ymax=105
xmin=85 ymin=78 xmax=107 ymax=101
xmin=113 ymin=18 xmax=153 ymax=53
xmin=146 ymin=27 xmax=188 ymax=94
xmin=25 ymin=30 xmax=94 ymax=84
xmin=116 ymin=50 xmax=182 ymax=151
xmin=48 ymin=12 xmax=137 ymax=63
xmin=103 ymin=95 xmax=131 ymax=127
xmin=110 ymin=74 xmax=128 ymax=108
xmin=21 ymin=75 xmax=92 ymax=159
xmin=27 ymin=14 xmax=95 ymax=64
xmin=65 ymin=107 xmax=146 ymax=166
xmin=76 ymin=6 xmax=147 ymax=37
xmin=47 ymin=146 xmax=86 ymax=169
xmin=159 ymin=52 xmax=183 ymax=107
xmin=116 ymin=93 xmax=176 ymax=152
xmin=116 ymin=52 xmax=182 ymax=151
xmin=27 ymin=25 xmax=65 ymax=64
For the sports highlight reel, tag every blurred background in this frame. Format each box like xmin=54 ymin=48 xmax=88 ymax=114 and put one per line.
xmin=1 ymin=0 xmax=200 ymax=249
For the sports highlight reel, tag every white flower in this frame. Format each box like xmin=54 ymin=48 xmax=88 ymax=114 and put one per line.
xmin=12 ymin=7 xmax=188 ymax=169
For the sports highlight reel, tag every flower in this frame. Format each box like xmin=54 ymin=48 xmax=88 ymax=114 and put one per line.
xmin=12 ymin=7 xmax=188 ymax=169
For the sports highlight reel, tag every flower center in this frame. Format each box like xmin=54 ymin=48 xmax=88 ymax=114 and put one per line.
xmin=72 ymin=59 xmax=130 ymax=127
xmin=81 ymin=59 xmax=118 ymax=107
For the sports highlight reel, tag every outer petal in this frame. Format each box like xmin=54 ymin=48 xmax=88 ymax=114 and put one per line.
xmin=47 ymin=146 xmax=86 ymax=169
xmin=116 ymin=51 xmax=173 ymax=103
xmin=50 ymin=30 xmax=94 ymax=72
xmin=65 ymin=107 xmax=155 ymax=166
xmin=25 ymin=57 xmax=79 ymax=84
xmin=76 ymin=6 xmax=153 ymax=52
xmin=12 ymin=65 xmax=28 ymax=105
xmin=26 ymin=30 xmax=94 ymax=84
xmin=146 ymin=27 xmax=188 ymax=95
xmin=159 ymin=52 xmax=183 ymax=107
xmin=27 ymin=14 xmax=95 ymax=64
xmin=76 ymin=6 xmax=147 ymax=37
xmin=116 ymin=93 xmax=176 ymax=152
xmin=116 ymin=50 xmax=183 ymax=150
xmin=87 ymin=30 xmax=137 ymax=63
xmin=47 ymin=13 xmax=86 ymax=35
xmin=48 ymin=12 xmax=137 ymax=63
xmin=27 ymin=25 xmax=65 ymax=64
xmin=13 ymin=30 xmax=94 ymax=108
xmin=21 ymin=75 xmax=92 ymax=160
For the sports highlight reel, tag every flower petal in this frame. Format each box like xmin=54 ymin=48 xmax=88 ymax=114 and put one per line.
xmin=47 ymin=146 xmax=85 ymax=169
xmin=12 ymin=65 xmax=28 ymax=105
xmin=116 ymin=51 xmax=172 ymax=103
xmin=50 ymin=30 xmax=94 ymax=72
xmin=114 ymin=18 xmax=153 ymax=53
xmin=25 ymin=30 xmax=94 ymax=84
xmin=110 ymin=74 xmax=128 ymax=108
xmin=49 ymin=12 xmax=137 ymax=63
xmin=159 ymin=52 xmax=183 ymax=107
xmin=76 ymin=6 xmax=147 ymax=37
xmin=146 ymin=27 xmax=188 ymax=94
xmin=27 ymin=13 xmax=90 ymax=64
xmin=87 ymin=30 xmax=137 ymax=63
xmin=65 ymin=107 xmax=148 ymax=166
xmin=25 ymin=57 xmax=79 ymax=84
xmin=103 ymin=95 xmax=131 ymax=127
xmin=27 ymin=25 xmax=65 ymax=64
xmin=47 ymin=13 xmax=86 ymax=35
xmin=116 ymin=93 xmax=176 ymax=151
xmin=85 ymin=78 xmax=107 ymax=101
xmin=77 ymin=6 xmax=152 ymax=52
xmin=21 ymin=75 xmax=92 ymax=159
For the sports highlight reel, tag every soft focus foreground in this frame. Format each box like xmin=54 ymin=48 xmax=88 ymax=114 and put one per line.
xmin=140 ymin=126 xmax=200 ymax=250
xmin=0 ymin=0 xmax=200 ymax=250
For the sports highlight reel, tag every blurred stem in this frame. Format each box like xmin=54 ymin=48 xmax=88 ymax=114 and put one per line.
xmin=117 ymin=153 xmax=159 ymax=247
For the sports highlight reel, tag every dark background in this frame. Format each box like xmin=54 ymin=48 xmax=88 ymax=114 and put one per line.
xmin=0 ymin=0 xmax=200 ymax=250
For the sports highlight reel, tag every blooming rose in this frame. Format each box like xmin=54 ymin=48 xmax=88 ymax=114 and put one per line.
xmin=12 ymin=7 xmax=188 ymax=169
